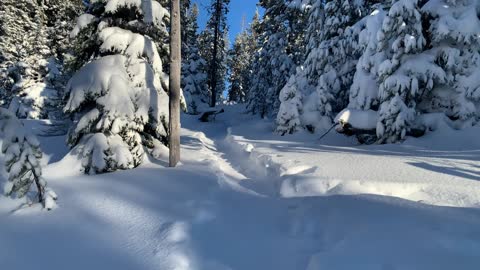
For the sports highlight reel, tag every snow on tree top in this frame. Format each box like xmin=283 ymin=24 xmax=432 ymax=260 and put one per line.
xmin=422 ymin=0 xmax=480 ymax=44
xmin=64 ymin=55 xmax=134 ymax=116
xmin=91 ymin=0 xmax=169 ymax=28
xmin=99 ymin=27 xmax=163 ymax=74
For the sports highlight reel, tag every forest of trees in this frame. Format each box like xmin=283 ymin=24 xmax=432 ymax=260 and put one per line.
xmin=198 ymin=0 xmax=480 ymax=145
xmin=0 ymin=0 xmax=479 ymax=206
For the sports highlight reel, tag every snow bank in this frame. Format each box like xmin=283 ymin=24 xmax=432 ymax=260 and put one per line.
xmin=219 ymin=105 xmax=480 ymax=208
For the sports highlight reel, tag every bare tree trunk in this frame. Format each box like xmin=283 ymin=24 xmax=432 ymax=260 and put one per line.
xmin=32 ymin=170 xmax=45 ymax=204
xmin=209 ymin=0 xmax=222 ymax=107
xmin=169 ymin=0 xmax=181 ymax=167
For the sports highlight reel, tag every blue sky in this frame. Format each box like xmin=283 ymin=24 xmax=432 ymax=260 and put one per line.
xmin=193 ymin=0 xmax=260 ymax=47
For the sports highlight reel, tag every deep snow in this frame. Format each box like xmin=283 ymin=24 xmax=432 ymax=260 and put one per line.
xmin=1 ymin=105 xmax=480 ymax=270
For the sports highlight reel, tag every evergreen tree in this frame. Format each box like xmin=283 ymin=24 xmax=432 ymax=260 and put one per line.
xmin=198 ymin=0 xmax=230 ymax=107
xmin=419 ymin=0 xmax=480 ymax=123
xmin=348 ymin=3 xmax=389 ymax=112
xmin=45 ymin=0 xmax=84 ymax=119
xmin=227 ymin=31 xmax=249 ymax=103
xmin=315 ymin=0 xmax=364 ymax=113
xmin=181 ymin=0 xmax=192 ymax=60
xmin=247 ymin=0 xmax=306 ymax=118
xmin=182 ymin=3 xmax=209 ymax=114
xmin=375 ymin=0 xmax=443 ymax=143
xmin=276 ymin=0 xmax=364 ymax=133
xmin=277 ymin=1 xmax=319 ymax=132
xmin=0 ymin=0 xmax=55 ymax=119
xmin=64 ymin=0 xmax=171 ymax=174
xmin=0 ymin=108 xmax=57 ymax=209
xmin=276 ymin=68 xmax=306 ymax=135
xmin=346 ymin=0 xmax=479 ymax=143
xmin=0 ymin=0 xmax=82 ymax=120
xmin=242 ymin=11 xmax=261 ymax=101
xmin=227 ymin=14 xmax=258 ymax=103
xmin=45 ymin=0 xmax=84 ymax=62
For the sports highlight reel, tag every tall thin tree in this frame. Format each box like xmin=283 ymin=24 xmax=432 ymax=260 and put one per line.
xmin=209 ymin=0 xmax=222 ymax=107
xmin=169 ymin=0 xmax=181 ymax=167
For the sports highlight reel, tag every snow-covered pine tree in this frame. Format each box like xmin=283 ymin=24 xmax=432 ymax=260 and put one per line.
xmin=276 ymin=0 xmax=364 ymax=133
xmin=348 ymin=3 xmax=389 ymax=113
xmin=64 ymin=0 xmax=171 ymax=174
xmin=42 ymin=0 xmax=85 ymax=120
xmin=227 ymin=16 xmax=257 ymax=103
xmin=182 ymin=3 xmax=209 ymax=114
xmin=198 ymin=0 xmax=230 ymax=107
xmin=270 ymin=2 xmax=308 ymax=133
xmin=241 ymin=11 xmax=261 ymax=101
xmin=276 ymin=68 xmax=307 ymax=135
xmin=0 ymin=0 xmax=36 ymax=106
xmin=227 ymin=32 xmax=247 ymax=103
xmin=419 ymin=0 xmax=480 ymax=124
xmin=45 ymin=0 xmax=84 ymax=62
xmin=375 ymin=0 xmax=447 ymax=143
xmin=247 ymin=0 xmax=306 ymax=118
xmin=0 ymin=0 xmax=58 ymax=119
xmin=0 ymin=108 xmax=57 ymax=209
xmin=181 ymin=0 xmax=192 ymax=60
xmin=314 ymin=0 xmax=363 ymax=115
xmin=346 ymin=0 xmax=479 ymax=144
xmin=285 ymin=0 xmax=310 ymax=68
xmin=288 ymin=0 xmax=334 ymax=132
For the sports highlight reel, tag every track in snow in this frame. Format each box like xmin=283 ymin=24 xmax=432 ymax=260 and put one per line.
xmin=1 ymin=107 xmax=480 ymax=270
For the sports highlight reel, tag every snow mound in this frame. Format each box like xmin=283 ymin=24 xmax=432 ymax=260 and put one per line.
xmin=335 ymin=108 xmax=378 ymax=130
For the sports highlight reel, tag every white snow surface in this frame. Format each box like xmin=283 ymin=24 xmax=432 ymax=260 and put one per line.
xmin=1 ymin=105 xmax=480 ymax=269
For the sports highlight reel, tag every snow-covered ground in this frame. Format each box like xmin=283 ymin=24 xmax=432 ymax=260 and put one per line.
xmin=1 ymin=105 xmax=480 ymax=270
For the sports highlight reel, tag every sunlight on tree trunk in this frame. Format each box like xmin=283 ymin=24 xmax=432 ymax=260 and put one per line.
xmin=169 ymin=0 xmax=181 ymax=167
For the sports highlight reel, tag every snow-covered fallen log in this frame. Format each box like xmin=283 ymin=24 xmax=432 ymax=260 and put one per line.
xmin=334 ymin=109 xmax=378 ymax=134
xmin=334 ymin=109 xmax=426 ymax=143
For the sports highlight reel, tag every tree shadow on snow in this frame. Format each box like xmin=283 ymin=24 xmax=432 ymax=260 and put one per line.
xmin=408 ymin=161 xmax=480 ymax=182
xmin=238 ymin=140 xmax=480 ymax=162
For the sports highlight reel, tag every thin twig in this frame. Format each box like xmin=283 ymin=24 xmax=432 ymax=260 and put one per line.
xmin=318 ymin=123 xmax=338 ymax=141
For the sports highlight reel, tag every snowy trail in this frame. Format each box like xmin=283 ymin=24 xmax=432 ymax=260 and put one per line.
xmin=216 ymin=106 xmax=480 ymax=208
xmin=1 ymin=106 xmax=480 ymax=269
